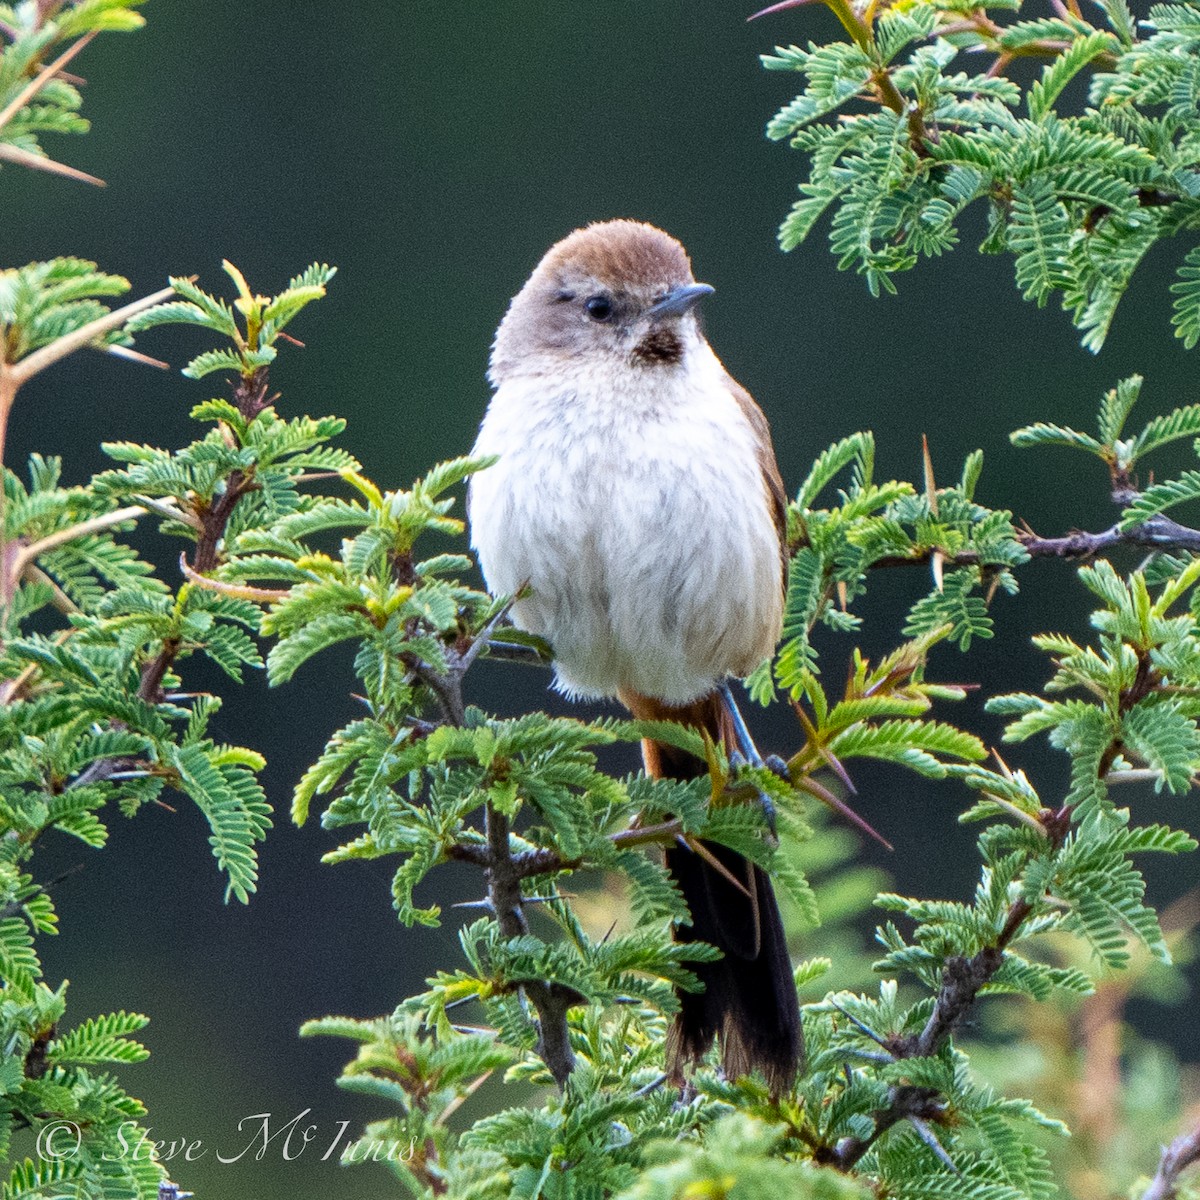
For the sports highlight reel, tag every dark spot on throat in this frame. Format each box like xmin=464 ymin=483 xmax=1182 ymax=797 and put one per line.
xmin=632 ymin=327 xmax=683 ymax=365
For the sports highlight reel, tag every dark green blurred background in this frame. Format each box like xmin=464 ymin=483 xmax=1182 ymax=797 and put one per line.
xmin=4 ymin=3 xmax=1198 ymax=1197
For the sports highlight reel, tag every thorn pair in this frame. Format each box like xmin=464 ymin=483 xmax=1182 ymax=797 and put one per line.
xmin=721 ymin=680 xmax=888 ymax=851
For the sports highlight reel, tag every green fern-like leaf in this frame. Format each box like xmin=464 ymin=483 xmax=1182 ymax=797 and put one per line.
xmin=1171 ymin=242 xmax=1200 ymax=349
xmin=47 ymin=1011 xmax=149 ymax=1065
xmin=168 ymin=743 xmax=269 ymax=902
xmin=1120 ymin=470 xmax=1200 ymax=527
xmin=1097 ymin=374 xmax=1142 ymax=446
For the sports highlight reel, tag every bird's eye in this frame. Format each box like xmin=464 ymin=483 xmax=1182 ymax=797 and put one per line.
xmin=584 ymin=295 xmax=613 ymax=322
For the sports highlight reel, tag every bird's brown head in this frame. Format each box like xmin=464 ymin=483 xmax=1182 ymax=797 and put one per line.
xmin=490 ymin=220 xmax=714 ymax=384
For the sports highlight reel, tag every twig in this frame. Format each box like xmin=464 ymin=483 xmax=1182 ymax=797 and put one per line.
xmin=135 ymin=370 xmax=265 ymax=702
xmin=407 ymin=616 xmax=579 ymax=1086
xmin=178 ymin=554 xmax=289 ymax=603
xmin=457 ymin=596 xmax=518 ymax=675
xmin=402 ymin=653 xmax=466 ymax=726
xmin=447 ymin=819 xmax=687 ymax=879
xmin=1142 ymin=1122 xmax=1200 ymax=1200
xmin=859 ymin=513 xmax=1200 ymax=572
xmin=0 ymin=862 xmax=85 ymax=920
xmin=138 ymin=635 xmax=182 ymax=704
xmin=191 ymin=467 xmax=255 ymax=574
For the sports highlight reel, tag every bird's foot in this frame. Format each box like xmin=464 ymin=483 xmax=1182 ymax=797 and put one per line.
xmin=764 ymin=753 xmax=790 ymax=782
xmin=718 ymin=680 xmax=764 ymax=767
xmin=729 ymin=749 xmax=778 ymax=839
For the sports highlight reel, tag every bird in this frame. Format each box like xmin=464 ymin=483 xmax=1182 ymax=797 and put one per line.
xmin=468 ymin=219 xmax=802 ymax=1094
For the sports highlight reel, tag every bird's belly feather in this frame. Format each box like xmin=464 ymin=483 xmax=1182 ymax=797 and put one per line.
xmin=469 ymin=378 xmax=782 ymax=703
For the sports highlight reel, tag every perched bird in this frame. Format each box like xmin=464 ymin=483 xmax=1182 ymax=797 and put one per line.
xmin=468 ymin=219 xmax=802 ymax=1093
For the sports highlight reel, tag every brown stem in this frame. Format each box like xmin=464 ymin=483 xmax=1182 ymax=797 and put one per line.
xmin=192 ymin=467 xmax=255 ymax=575
xmin=417 ymin=621 xmax=577 ymax=1086
xmin=137 ymin=371 xmax=270 ymax=702
xmin=234 ymin=368 xmax=271 ymax=423
xmin=138 ymin=635 xmax=181 ymax=704
xmin=484 ymin=804 xmax=577 ymax=1088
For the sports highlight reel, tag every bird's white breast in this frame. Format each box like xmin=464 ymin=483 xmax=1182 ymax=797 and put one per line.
xmin=468 ymin=345 xmax=783 ymax=704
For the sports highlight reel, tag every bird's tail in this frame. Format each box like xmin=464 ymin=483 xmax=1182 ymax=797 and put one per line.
xmin=619 ymin=689 xmax=803 ymax=1096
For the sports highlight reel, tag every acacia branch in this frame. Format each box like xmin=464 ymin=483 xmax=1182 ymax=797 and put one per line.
xmin=484 ymin=805 xmax=577 ymax=1088
xmin=829 ymin=808 xmax=1071 ymax=1171
xmin=408 ymin=611 xmax=579 ymax=1087
xmin=861 ymin=512 xmax=1200 ymax=571
xmin=447 ymin=819 xmax=685 ymax=879
xmin=402 ymin=653 xmax=466 ymax=726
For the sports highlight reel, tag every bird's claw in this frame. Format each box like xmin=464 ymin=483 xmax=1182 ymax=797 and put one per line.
xmin=722 ymin=686 xmax=782 ymax=838
xmin=764 ymin=753 xmax=790 ymax=783
xmin=758 ymin=790 xmax=779 ymax=840
xmin=728 ymin=751 xmax=779 ymax=839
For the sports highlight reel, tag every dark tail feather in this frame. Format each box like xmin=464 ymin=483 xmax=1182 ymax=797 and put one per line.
xmin=620 ymin=689 xmax=803 ymax=1095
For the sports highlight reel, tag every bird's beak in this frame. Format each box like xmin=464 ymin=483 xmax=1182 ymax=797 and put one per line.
xmin=645 ymin=282 xmax=714 ymax=320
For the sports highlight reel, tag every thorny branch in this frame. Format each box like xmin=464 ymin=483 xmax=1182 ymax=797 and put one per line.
xmin=825 ymin=802 xmax=1079 ymax=1168
xmin=750 ymin=0 xmax=1118 ymax=160
xmin=865 ymin=512 xmax=1200 ymax=570
xmin=410 ymin=600 xmax=579 ymax=1087
xmin=447 ymin=820 xmax=685 ymax=878
xmin=14 ymin=370 xmax=275 ymax=806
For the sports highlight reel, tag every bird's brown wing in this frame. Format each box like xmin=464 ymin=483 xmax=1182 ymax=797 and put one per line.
xmin=724 ymin=372 xmax=789 ymax=599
